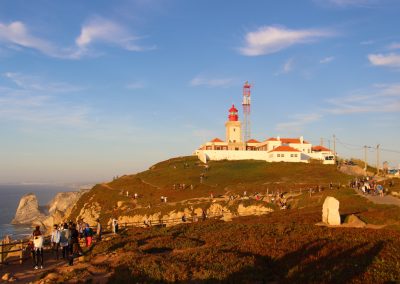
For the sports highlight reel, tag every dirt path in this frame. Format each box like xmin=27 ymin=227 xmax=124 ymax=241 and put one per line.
xmin=354 ymin=188 xmax=400 ymax=207
xmin=0 ymin=251 xmax=68 ymax=283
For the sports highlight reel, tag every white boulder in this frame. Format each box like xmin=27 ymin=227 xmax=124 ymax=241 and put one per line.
xmin=322 ymin=196 xmax=341 ymax=225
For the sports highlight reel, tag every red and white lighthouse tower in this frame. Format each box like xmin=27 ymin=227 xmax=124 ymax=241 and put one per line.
xmin=242 ymin=81 xmax=251 ymax=144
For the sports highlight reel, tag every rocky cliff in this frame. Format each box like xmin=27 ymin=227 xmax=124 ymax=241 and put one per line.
xmin=11 ymin=193 xmax=46 ymax=225
xmin=12 ymin=190 xmax=87 ymax=229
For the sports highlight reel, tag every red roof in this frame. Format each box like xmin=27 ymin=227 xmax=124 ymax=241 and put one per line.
xmin=269 ymin=145 xmax=300 ymax=152
xmin=211 ymin=138 xmax=223 ymax=143
xmin=265 ymin=137 xmax=310 ymax=144
xmin=312 ymin=145 xmax=331 ymax=152
xmin=246 ymin=139 xmax=260 ymax=143
xmin=229 ymin=104 xmax=238 ymax=112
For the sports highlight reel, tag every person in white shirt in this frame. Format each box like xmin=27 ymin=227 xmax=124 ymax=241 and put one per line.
xmin=51 ymin=224 xmax=61 ymax=260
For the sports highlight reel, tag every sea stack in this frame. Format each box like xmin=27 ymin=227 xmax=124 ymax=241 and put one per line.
xmin=11 ymin=193 xmax=46 ymax=225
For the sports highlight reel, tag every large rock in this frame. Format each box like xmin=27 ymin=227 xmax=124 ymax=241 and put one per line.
xmin=322 ymin=196 xmax=341 ymax=226
xmin=11 ymin=193 xmax=46 ymax=224
xmin=77 ymin=202 xmax=101 ymax=226
xmin=48 ymin=191 xmax=83 ymax=214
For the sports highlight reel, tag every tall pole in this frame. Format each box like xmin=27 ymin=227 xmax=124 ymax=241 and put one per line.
xmin=333 ymin=134 xmax=336 ymax=163
xmin=376 ymin=144 xmax=380 ymax=175
xmin=320 ymin=137 xmax=324 ymax=146
xmin=364 ymin=145 xmax=367 ymax=176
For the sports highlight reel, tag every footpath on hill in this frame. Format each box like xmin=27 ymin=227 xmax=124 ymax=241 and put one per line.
xmin=354 ymin=188 xmax=400 ymax=207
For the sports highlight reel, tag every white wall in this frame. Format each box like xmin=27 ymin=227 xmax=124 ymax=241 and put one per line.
xmin=196 ymin=150 xmax=309 ymax=163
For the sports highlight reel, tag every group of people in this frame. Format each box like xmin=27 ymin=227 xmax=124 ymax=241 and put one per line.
xmin=172 ymin=183 xmax=194 ymax=190
xmin=30 ymin=219 xmax=102 ymax=270
xmin=351 ymin=177 xmax=385 ymax=196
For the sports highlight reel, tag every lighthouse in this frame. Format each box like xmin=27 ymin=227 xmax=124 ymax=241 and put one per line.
xmin=225 ymin=104 xmax=243 ymax=150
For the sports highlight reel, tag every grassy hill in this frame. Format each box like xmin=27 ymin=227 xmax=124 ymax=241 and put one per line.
xmin=68 ymin=155 xmax=353 ymax=222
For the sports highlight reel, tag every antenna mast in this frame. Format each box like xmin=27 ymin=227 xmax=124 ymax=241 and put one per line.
xmin=242 ymin=81 xmax=251 ymax=145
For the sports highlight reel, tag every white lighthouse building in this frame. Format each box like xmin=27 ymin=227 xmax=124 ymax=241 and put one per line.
xmin=195 ymin=85 xmax=335 ymax=164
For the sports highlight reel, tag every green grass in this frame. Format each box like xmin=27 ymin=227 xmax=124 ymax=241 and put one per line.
xmin=68 ymin=155 xmax=357 ymax=223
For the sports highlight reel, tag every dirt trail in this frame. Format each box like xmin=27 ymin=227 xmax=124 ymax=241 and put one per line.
xmin=354 ymin=188 xmax=400 ymax=207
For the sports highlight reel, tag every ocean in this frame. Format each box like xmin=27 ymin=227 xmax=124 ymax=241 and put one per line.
xmin=0 ymin=184 xmax=72 ymax=240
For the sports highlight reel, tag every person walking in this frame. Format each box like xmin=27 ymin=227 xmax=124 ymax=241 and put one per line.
xmin=96 ymin=219 xmax=102 ymax=241
xmin=84 ymin=223 xmax=94 ymax=247
xmin=32 ymin=225 xmax=44 ymax=269
xmin=50 ymin=224 xmax=61 ymax=259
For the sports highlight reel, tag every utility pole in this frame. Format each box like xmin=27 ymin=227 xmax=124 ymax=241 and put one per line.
xmin=320 ymin=137 xmax=324 ymax=146
xmin=364 ymin=145 xmax=367 ymax=176
xmin=376 ymin=144 xmax=380 ymax=175
xmin=333 ymin=134 xmax=336 ymax=163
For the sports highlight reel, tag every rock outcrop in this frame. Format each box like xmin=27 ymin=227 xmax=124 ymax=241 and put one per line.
xmin=48 ymin=191 xmax=83 ymax=214
xmin=11 ymin=193 xmax=46 ymax=225
xmin=322 ymin=196 xmax=341 ymax=226
xmin=76 ymin=202 xmax=101 ymax=226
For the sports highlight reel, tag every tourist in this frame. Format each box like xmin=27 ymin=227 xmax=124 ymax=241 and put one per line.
xmin=96 ymin=219 xmax=102 ymax=241
xmin=70 ymin=223 xmax=82 ymax=256
xmin=51 ymin=224 xmax=61 ymax=259
xmin=202 ymin=209 xmax=207 ymax=221
xmin=60 ymin=223 xmax=70 ymax=259
xmin=84 ymin=223 xmax=94 ymax=247
xmin=134 ymin=193 xmax=138 ymax=199
xmin=32 ymin=225 xmax=44 ymax=269
xmin=181 ymin=214 xmax=187 ymax=222
xmin=112 ymin=218 xmax=119 ymax=234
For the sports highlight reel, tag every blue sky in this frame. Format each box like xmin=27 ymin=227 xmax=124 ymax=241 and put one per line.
xmin=0 ymin=0 xmax=399 ymax=183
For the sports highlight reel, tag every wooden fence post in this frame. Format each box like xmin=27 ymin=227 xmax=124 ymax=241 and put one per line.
xmin=19 ymin=240 xmax=23 ymax=264
xmin=0 ymin=241 xmax=3 ymax=264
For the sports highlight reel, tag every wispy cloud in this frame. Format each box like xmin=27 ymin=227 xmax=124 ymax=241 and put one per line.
xmin=239 ymin=25 xmax=335 ymax=56
xmin=275 ymin=58 xmax=294 ymax=75
xmin=0 ymin=73 xmax=89 ymax=126
xmin=73 ymin=16 xmax=155 ymax=58
xmin=4 ymin=72 xmax=83 ymax=92
xmin=190 ymin=75 xmax=234 ymax=88
xmin=388 ymin=42 xmax=400 ymax=50
xmin=0 ymin=21 xmax=60 ymax=57
xmin=368 ymin=53 xmax=400 ymax=68
xmin=326 ymin=83 xmax=400 ymax=114
xmin=126 ymin=81 xmax=145 ymax=89
xmin=275 ymin=83 xmax=400 ymax=131
xmin=360 ymin=40 xmax=374 ymax=45
xmin=319 ymin=56 xmax=335 ymax=64
xmin=0 ymin=18 xmax=153 ymax=59
xmin=319 ymin=0 xmax=378 ymax=7
xmin=276 ymin=113 xmax=322 ymax=132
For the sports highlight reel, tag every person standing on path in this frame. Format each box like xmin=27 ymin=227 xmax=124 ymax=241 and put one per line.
xmin=32 ymin=225 xmax=44 ymax=269
xmin=96 ymin=219 xmax=102 ymax=241
xmin=59 ymin=223 xmax=70 ymax=259
xmin=51 ymin=224 xmax=61 ymax=260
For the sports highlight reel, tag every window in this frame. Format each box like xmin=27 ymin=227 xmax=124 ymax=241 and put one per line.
xmin=277 ymin=154 xmax=280 ymax=157
xmin=290 ymin=154 xmax=294 ymax=157
xmin=282 ymin=154 xmax=285 ymax=157
xmin=295 ymin=154 xmax=298 ymax=157
xmin=233 ymin=128 xmax=236 ymax=132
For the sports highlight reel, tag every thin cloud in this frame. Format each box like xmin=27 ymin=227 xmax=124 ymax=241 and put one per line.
xmin=326 ymin=83 xmax=400 ymax=114
xmin=319 ymin=56 xmax=335 ymax=64
xmin=239 ymin=25 xmax=335 ymax=56
xmin=190 ymin=75 xmax=234 ymax=88
xmin=275 ymin=83 xmax=400 ymax=131
xmin=4 ymin=72 xmax=83 ymax=93
xmin=0 ymin=18 xmax=154 ymax=59
xmin=275 ymin=58 xmax=294 ymax=75
xmin=74 ymin=16 xmax=155 ymax=58
xmin=388 ymin=42 xmax=400 ymax=50
xmin=319 ymin=0 xmax=378 ymax=7
xmin=0 ymin=21 xmax=59 ymax=57
xmin=0 ymin=73 xmax=89 ymax=126
xmin=276 ymin=113 xmax=322 ymax=132
xmin=126 ymin=81 xmax=145 ymax=89
xmin=368 ymin=53 xmax=400 ymax=68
